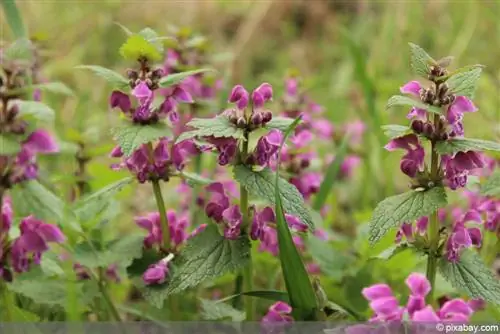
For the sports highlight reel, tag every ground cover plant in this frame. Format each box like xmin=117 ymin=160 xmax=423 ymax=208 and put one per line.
xmin=1 ymin=0 xmax=500 ymax=329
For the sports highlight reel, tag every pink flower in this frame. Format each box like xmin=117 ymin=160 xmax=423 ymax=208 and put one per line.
xmin=385 ymin=134 xmax=425 ymax=178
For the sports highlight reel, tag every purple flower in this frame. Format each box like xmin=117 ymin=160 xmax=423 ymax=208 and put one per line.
xmin=11 ymin=216 xmax=65 ymax=273
xmin=109 ymin=91 xmax=132 ymax=113
xmin=204 ymin=137 xmax=238 ymax=166
xmin=222 ymin=205 xmax=242 ymax=240
xmin=228 ymin=85 xmax=249 ymax=110
xmin=446 ymin=210 xmax=482 ymax=262
xmin=290 ymin=172 xmax=322 ymax=200
xmin=132 ymin=81 xmax=153 ymax=105
xmin=143 ymin=260 xmax=169 ymax=285
xmin=1 ymin=197 xmax=12 ymax=234
xmin=205 ymin=182 xmax=230 ymax=222
xmin=446 ymin=96 xmax=477 ymax=137
xmin=135 ymin=212 xmax=162 ymax=248
xmin=252 ymin=130 xmax=283 ymax=167
xmin=443 ymin=151 xmax=484 ymax=190
xmin=262 ymin=301 xmax=293 ymax=323
xmin=251 ymin=206 xmax=275 ymax=240
xmin=385 ymin=134 xmax=425 ymax=178
xmin=400 ymin=81 xmax=426 ymax=120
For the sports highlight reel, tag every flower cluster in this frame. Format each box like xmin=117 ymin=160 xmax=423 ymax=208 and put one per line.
xmin=0 ymin=198 xmax=65 ymax=281
xmin=262 ymin=301 xmax=293 ymax=323
xmin=361 ymin=273 xmax=478 ymax=322
xmin=135 ymin=209 xmax=190 ymax=251
xmin=110 ymin=137 xmax=198 ymax=183
xmin=0 ymin=43 xmax=59 ymax=189
xmin=389 ymin=76 xmax=484 ymax=190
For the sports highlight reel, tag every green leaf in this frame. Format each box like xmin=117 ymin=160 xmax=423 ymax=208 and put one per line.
xmin=180 ymin=171 xmax=213 ymax=187
xmin=119 ymin=34 xmax=162 ymax=62
xmin=176 ymin=116 xmax=245 ymax=143
xmin=0 ymin=134 xmax=21 ymax=155
xmin=274 ymin=117 xmax=318 ymax=320
xmin=73 ymin=177 xmax=133 ymax=222
xmin=1 ymin=0 xmax=26 ymax=38
xmin=439 ymin=250 xmax=500 ymax=304
xmin=2 ymin=38 xmax=33 ymax=63
xmin=143 ymin=224 xmax=251 ymax=307
xmin=10 ymin=180 xmax=66 ymax=222
xmin=158 ymin=69 xmax=215 ymax=88
xmin=307 ymin=236 xmax=351 ymax=281
xmin=8 ymin=279 xmax=97 ymax=307
xmin=409 ymin=43 xmax=436 ymax=77
xmin=447 ymin=67 xmax=483 ymax=99
xmin=24 ymin=82 xmax=74 ymax=96
xmin=312 ymin=135 xmax=349 ymax=211
xmin=481 ymin=171 xmax=500 ymax=197
xmin=199 ymin=299 xmax=246 ymax=321
xmin=218 ymin=290 xmax=290 ymax=304
xmin=75 ymin=65 xmax=130 ymax=90
xmin=370 ymin=243 xmax=410 ymax=260
xmin=73 ymin=235 xmax=145 ymax=268
xmin=265 ymin=117 xmax=296 ymax=132
xmin=436 ymin=138 xmax=500 ymax=155
xmin=110 ymin=122 xmax=171 ymax=157
xmin=381 ymin=124 xmax=412 ymax=139
xmin=369 ymin=187 xmax=447 ymax=245
xmin=15 ymin=100 xmax=55 ymax=121
xmin=233 ymin=165 xmax=314 ymax=230
xmin=386 ymin=95 xmax=443 ymax=115
xmin=127 ymin=248 xmax=164 ymax=278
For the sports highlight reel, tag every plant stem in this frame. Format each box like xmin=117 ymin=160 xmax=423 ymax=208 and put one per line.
xmin=426 ymin=113 xmax=441 ymax=304
xmin=238 ymin=131 xmax=254 ymax=319
xmin=0 ymin=189 xmax=13 ymax=322
xmin=151 ymin=180 xmax=171 ymax=249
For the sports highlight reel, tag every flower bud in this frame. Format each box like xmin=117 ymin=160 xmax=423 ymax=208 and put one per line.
xmin=300 ymin=159 xmax=310 ymax=169
xmin=440 ymin=132 xmax=449 ymax=141
xmin=126 ymin=69 xmax=138 ymax=80
xmin=262 ymin=111 xmax=273 ymax=123
xmin=250 ymin=112 xmax=263 ymax=126
xmin=422 ymin=88 xmax=435 ymax=104
xmin=236 ymin=117 xmax=247 ymax=128
xmin=411 ymin=120 xmax=424 ymax=134
xmin=152 ymin=68 xmax=164 ymax=79
xmin=423 ymin=123 xmax=434 ymax=137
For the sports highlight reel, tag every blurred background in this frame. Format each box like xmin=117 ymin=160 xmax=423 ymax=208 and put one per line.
xmin=1 ymin=0 xmax=500 ymax=321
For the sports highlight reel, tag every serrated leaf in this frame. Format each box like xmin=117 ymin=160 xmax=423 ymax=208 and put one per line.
xmin=25 ymin=82 xmax=74 ymax=96
xmin=381 ymin=124 xmax=412 ymax=139
xmin=481 ymin=171 xmax=500 ymax=197
xmin=265 ymin=117 xmax=296 ymax=132
xmin=409 ymin=43 xmax=436 ymax=77
xmin=138 ymin=27 xmax=164 ymax=54
xmin=143 ymin=224 xmax=250 ymax=307
xmin=369 ymin=187 xmax=447 ymax=245
xmin=119 ymin=34 xmax=162 ymax=62
xmin=110 ymin=122 xmax=170 ymax=157
xmin=76 ymin=65 xmax=130 ymax=90
xmin=180 ymin=172 xmax=213 ymax=187
xmin=2 ymin=38 xmax=32 ymax=62
xmin=73 ymin=234 xmax=145 ymax=268
xmin=14 ymin=100 xmax=55 ymax=121
xmin=8 ymin=279 xmax=97 ymax=307
xmin=439 ymin=250 xmax=500 ymax=304
xmin=158 ymin=69 xmax=214 ymax=88
xmin=200 ymin=299 xmax=246 ymax=321
xmin=274 ymin=117 xmax=318 ymax=320
xmin=176 ymin=116 xmax=245 ymax=143
xmin=10 ymin=180 xmax=67 ymax=222
xmin=436 ymin=138 xmax=500 ymax=155
xmin=447 ymin=67 xmax=482 ymax=99
xmin=312 ymin=135 xmax=349 ymax=211
xmin=73 ymin=177 xmax=133 ymax=222
xmin=370 ymin=243 xmax=410 ymax=260
xmin=386 ymin=95 xmax=443 ymax=115
xmin=233 ymin=165 xmax=314 ymax=230
xmin=0 ymin=134 xmax=21 ymax=155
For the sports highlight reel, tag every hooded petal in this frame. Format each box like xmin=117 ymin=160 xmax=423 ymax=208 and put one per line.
xmin=24 ymin=130 xmax=59 ymax=154
xmin=405 ymin=273 xmax=431 ymax=297
xmin=362 ymin=284 xmax=393 ymax=301
xmin=109 ymin=91 xmax=131 ymax=112
xmin=411 ymin=306 xmax=440 ymax=322
xmin=400 ymin=81 xmax=422 ymax=97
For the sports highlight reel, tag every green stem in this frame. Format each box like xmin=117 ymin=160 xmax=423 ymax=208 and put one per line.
xmin=0 ymin=281 xmax=14 ymax=321
xmin=96 ymin=275 xmax=122 ymax=322
xmin=238 ymin=131 xmax=254 ymax=319
xmin=151 ymin=180 xmax=171 ymax=249
xmin=426 ymin=113 xmax=441 ymax=304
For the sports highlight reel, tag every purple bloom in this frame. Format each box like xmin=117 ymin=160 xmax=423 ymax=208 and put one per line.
xmin=109 ymin=91 xmax=132 ymax=113
xmin=262 ymin=301 xmax=293 ymax=324
xmin=251 ymin=206 xmax=275 ymax=240
xmin=400 ymin=81 xmax=426 ymax=120
xmin=228 ymin=85 xmax=249 ymax=110
xmin=205 ymin=182 xmax=231 ymax=222
xmin=344 ymin=120 xmax=367 ymax=146
xmin=446 ymin=96 xmax=477 ymax=137
xmin=385 ymin=134 xmax=425 ymax=178
xmin=252 ymin=130 xmax=283 ymax=167
xmin=1 ymin=197 xmax=12 ymax=235
xmin=446 ymin=210 xmax=482 ymax=262
xmin=204 ymin=137 xmax=238 ymax=166
xmin=222 ymin=205 xmax=242 ymax=240
xmin=132 ymin=81 xmax=153 ymax=105
xmin=143 ymin=260 xmax=169 ymax=285
xmin=10 ymin=216 xmax=65 ymax=273
xmin=443 ymin=151 xmax=484 ymax=190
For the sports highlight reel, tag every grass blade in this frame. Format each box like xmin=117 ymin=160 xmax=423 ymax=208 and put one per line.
xmin=274 ymin=116 xmax=318 ymax=320
xmin=312 ymin=134 xmax=350 ymax=211
xmin=1 ymin=0 xmax=26 ymax=38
